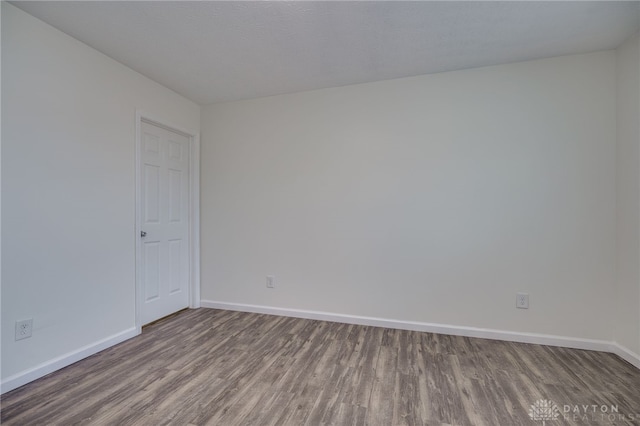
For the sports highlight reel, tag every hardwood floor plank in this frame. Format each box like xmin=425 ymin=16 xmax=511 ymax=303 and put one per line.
xmin=366 ymin=345 xmax=397 ymax=425
xmin=2 ymin=308 xmax=639 ymax=425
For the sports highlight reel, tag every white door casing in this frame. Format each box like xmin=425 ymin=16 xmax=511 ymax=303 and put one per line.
xmin=135 ymin=113 xmax=200 ymax=328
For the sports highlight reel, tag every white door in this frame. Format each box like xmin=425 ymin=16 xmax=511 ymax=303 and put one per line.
xmin=139 ymin=120 xmax=190 ymax=324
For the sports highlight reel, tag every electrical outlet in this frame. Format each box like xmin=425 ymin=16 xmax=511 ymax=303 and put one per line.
xmin=15 ymin=319 xmax=33 ymax=341
xmin=266 ymin=275 xmax=275 ymax=289
xmin=516 ymin=293 xmax=529 ymax=309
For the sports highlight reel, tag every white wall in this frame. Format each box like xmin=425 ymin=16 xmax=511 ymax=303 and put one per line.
xmin=615 ymin=32 xmax=640 ymax=357
xmin=201 ymin=51 xmax=617 ymax=342
xmin=1 ymin=3 xmax=200 ymax=385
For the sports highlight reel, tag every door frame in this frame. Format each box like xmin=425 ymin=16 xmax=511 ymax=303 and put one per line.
xmin=134 ymin=110 xmax=200 ymax=331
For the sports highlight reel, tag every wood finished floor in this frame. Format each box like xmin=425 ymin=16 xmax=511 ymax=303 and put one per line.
xmin=1 ymin=309 xmax=639 ymax=425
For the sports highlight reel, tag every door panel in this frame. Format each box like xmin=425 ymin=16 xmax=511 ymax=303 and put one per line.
xmin=168 ymin=169 xmax=182 ymax=222
xmin=144 ymin=165 xmax=160 ymax=223
xmin=144 ymin=242 xmax=161 ymax=301
xmin=168 ymin=239 xmax=182 ymax=294
xmin=140 ymin=121 xmax=190 ymax=324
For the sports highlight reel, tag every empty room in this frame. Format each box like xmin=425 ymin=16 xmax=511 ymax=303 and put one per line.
xmin=2 ymin=1 xmax=640 ymax=424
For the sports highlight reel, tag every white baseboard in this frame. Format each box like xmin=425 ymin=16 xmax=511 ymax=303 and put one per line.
xmin=610 ymin=343 xmax=640 ymax=369
xmin=201 ymin=300 xmax=630 ymax=358
xmin=1 ymin=327 xmax=139 ymax=394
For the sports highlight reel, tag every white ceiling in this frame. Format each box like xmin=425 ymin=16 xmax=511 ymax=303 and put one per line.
xmin=12 ymin=1 xmax=640 ymax=105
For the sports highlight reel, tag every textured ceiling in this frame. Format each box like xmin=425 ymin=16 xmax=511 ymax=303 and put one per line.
xmin=11 ymin=1 xmax=640 ymax=105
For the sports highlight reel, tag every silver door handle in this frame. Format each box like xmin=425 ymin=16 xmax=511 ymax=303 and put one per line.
xmin=141 ymin=231 xmax=147 ymax=237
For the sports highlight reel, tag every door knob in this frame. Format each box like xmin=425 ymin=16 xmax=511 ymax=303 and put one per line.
xmin=141 ymin=231 xmax=147 ymax=237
